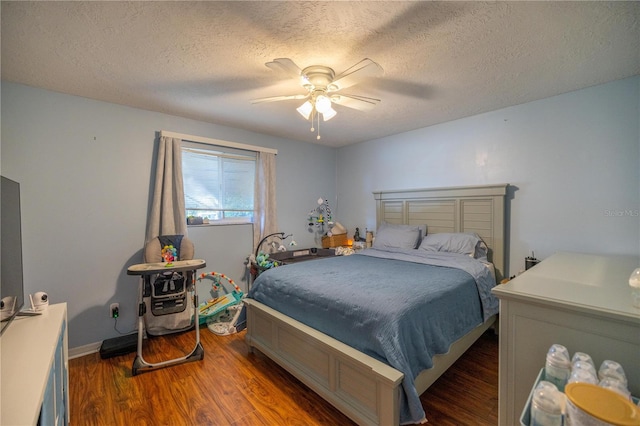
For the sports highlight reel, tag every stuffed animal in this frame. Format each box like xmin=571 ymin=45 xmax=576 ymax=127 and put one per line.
xmin=255 ymin=251 xmax=279 ymax=270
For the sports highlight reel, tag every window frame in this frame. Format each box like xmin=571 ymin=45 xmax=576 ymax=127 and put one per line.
xmin=182 ymin=141 xmax=257 ymax=226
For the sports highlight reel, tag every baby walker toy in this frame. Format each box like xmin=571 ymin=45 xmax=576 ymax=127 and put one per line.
xmin=197 ymin=272 xmax=245 ymax=336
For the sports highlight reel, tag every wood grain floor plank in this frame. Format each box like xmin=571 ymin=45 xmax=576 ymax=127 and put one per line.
xmin=69 ymin=327 xmax=498 ymax=425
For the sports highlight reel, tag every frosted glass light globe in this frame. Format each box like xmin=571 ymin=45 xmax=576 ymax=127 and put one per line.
xmin=315 ymin=95 xmax=332 ymax=113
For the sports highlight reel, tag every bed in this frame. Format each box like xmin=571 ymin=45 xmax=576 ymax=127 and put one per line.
xmin=244 ymin=184 xmax=509 ymax=425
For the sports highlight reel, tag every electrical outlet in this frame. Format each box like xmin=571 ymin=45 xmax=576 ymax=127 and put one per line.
xmin=110 ymin=303 xmax=119 ymax=319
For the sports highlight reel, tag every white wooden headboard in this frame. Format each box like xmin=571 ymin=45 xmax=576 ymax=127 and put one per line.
xmin=373 ymin=184 xmax=509 ymax=281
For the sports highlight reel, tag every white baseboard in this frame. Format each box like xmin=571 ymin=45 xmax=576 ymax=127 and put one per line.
xmin=69 ymin=334 xmax=143 ymax=359
xmin=69 ymin=341 xmax=101 ymax=359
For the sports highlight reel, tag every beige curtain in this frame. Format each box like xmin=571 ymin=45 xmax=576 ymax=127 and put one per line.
xmin=145 ymin=136 xmax=187 ymax=247
xmin=253 ymin=151 xmax=278 ymax=253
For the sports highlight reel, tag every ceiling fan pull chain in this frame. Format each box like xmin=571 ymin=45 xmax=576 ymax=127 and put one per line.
xmin=317 ymin=113 xmax=321 ymax=140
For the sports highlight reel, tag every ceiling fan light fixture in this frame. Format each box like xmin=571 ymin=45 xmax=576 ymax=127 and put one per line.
xmin=322 ymin=107 xmax=337 ymax=121
xmin=315 ymin=94 xmax=332 ymax=114
xmin=296 ymin=101 xmax=313 ymax=120
xmin=254 ymin=58 xmax=383 ymax=140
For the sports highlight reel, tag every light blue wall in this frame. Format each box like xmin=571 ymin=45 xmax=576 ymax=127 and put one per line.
xmin=337 ymin=76 xmax=640 ymax=275
xmin=1 ymin=82 xmax=336 ymax=349
xmin=3 ymin=77 xmax=638 ymax=350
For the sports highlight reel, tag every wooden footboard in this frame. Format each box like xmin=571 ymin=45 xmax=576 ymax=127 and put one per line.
xmin=245 ymin=298 xmax=497 ymax=425
xmin=244 ymin=299 xmax=404 ymax=426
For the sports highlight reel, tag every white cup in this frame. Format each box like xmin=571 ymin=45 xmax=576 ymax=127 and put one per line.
xmin=598 ymin=360 xmax=627 ymax=385
xmin=545 ymin=344 xmax=571 ymax=391
xmin=571 ymin=352 xmax=594 ymax=368
xmin=531 ymin=381 xmax=565 ymax=426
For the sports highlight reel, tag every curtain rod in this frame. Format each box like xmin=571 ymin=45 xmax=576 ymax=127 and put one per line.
xmin=160 ymin=130 xmax=278 ymax=155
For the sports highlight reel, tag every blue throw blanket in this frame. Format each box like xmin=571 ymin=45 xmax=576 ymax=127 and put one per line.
xmin=248 ymin=249 xmax=498 ymax=424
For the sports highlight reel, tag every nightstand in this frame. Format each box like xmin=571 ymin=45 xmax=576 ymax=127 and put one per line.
xmin=250 ymin=248 xmax=336 ymax=282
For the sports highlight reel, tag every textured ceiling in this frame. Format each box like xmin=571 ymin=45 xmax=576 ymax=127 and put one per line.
xmin=2 ymin=1 xmax=639 ymax=147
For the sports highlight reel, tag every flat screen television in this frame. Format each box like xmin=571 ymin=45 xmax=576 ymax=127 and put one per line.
xmin=1 ymin=176 xmax=25 ymax=335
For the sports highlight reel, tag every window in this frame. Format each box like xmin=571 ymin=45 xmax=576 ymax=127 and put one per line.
xmin=182 ymin=142 xmax=256 ymax=223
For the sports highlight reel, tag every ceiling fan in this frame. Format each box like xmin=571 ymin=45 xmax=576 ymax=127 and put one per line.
xmin=251 ymin=58 xmax=383 ymax=139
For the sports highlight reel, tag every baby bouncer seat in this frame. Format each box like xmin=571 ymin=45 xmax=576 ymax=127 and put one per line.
xmin=127 ymin=235 xmax=206 ymax=375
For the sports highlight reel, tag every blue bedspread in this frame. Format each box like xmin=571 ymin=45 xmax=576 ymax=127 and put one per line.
xmin=248 ymin=249 xmax=498 ymax=424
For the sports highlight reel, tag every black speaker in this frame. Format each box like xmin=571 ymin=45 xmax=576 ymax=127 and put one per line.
xmin=99 ymin=334 xmax=138 ymax=359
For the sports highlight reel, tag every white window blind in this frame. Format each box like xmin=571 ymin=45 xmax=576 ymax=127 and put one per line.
xmin=182 ymin=142 xmax=256 ymax=223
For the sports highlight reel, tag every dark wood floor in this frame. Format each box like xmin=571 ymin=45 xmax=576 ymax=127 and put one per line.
xmin=69 ymin=327 xmax=498 ymax=425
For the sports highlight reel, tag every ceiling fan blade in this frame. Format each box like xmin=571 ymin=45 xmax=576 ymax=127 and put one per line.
xmin=331 ymin=93 xmax=381 ymax=111
xmin=330 ymin=59 xmax=383 ymax=92
xmin=251 ymin=94 xmax=309 ymax=104
xmin=265 ymin=58 xmax=302 ymax=79
xmin=335 ymin=93 xmax=381 ymax=103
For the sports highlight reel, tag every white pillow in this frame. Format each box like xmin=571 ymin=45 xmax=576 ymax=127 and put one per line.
xmin=373 ymin=222 xmax=422 ymax=250
xmin=419 ymin=232 xmax=487 ymax=258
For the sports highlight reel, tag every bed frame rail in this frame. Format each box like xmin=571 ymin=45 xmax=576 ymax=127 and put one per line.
xmin=244 ymin=299 xmax=404 ymax=426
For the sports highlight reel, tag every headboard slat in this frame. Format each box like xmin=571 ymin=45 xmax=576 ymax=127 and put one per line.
xmin=373 ymin=184 xmax=509 ymax=281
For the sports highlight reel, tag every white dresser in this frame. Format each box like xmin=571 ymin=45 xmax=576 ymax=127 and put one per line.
xmin=1 ymin=303 xmax=68 ymax=425
xmin=492 ymin=252 xmax=640 ymax=426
